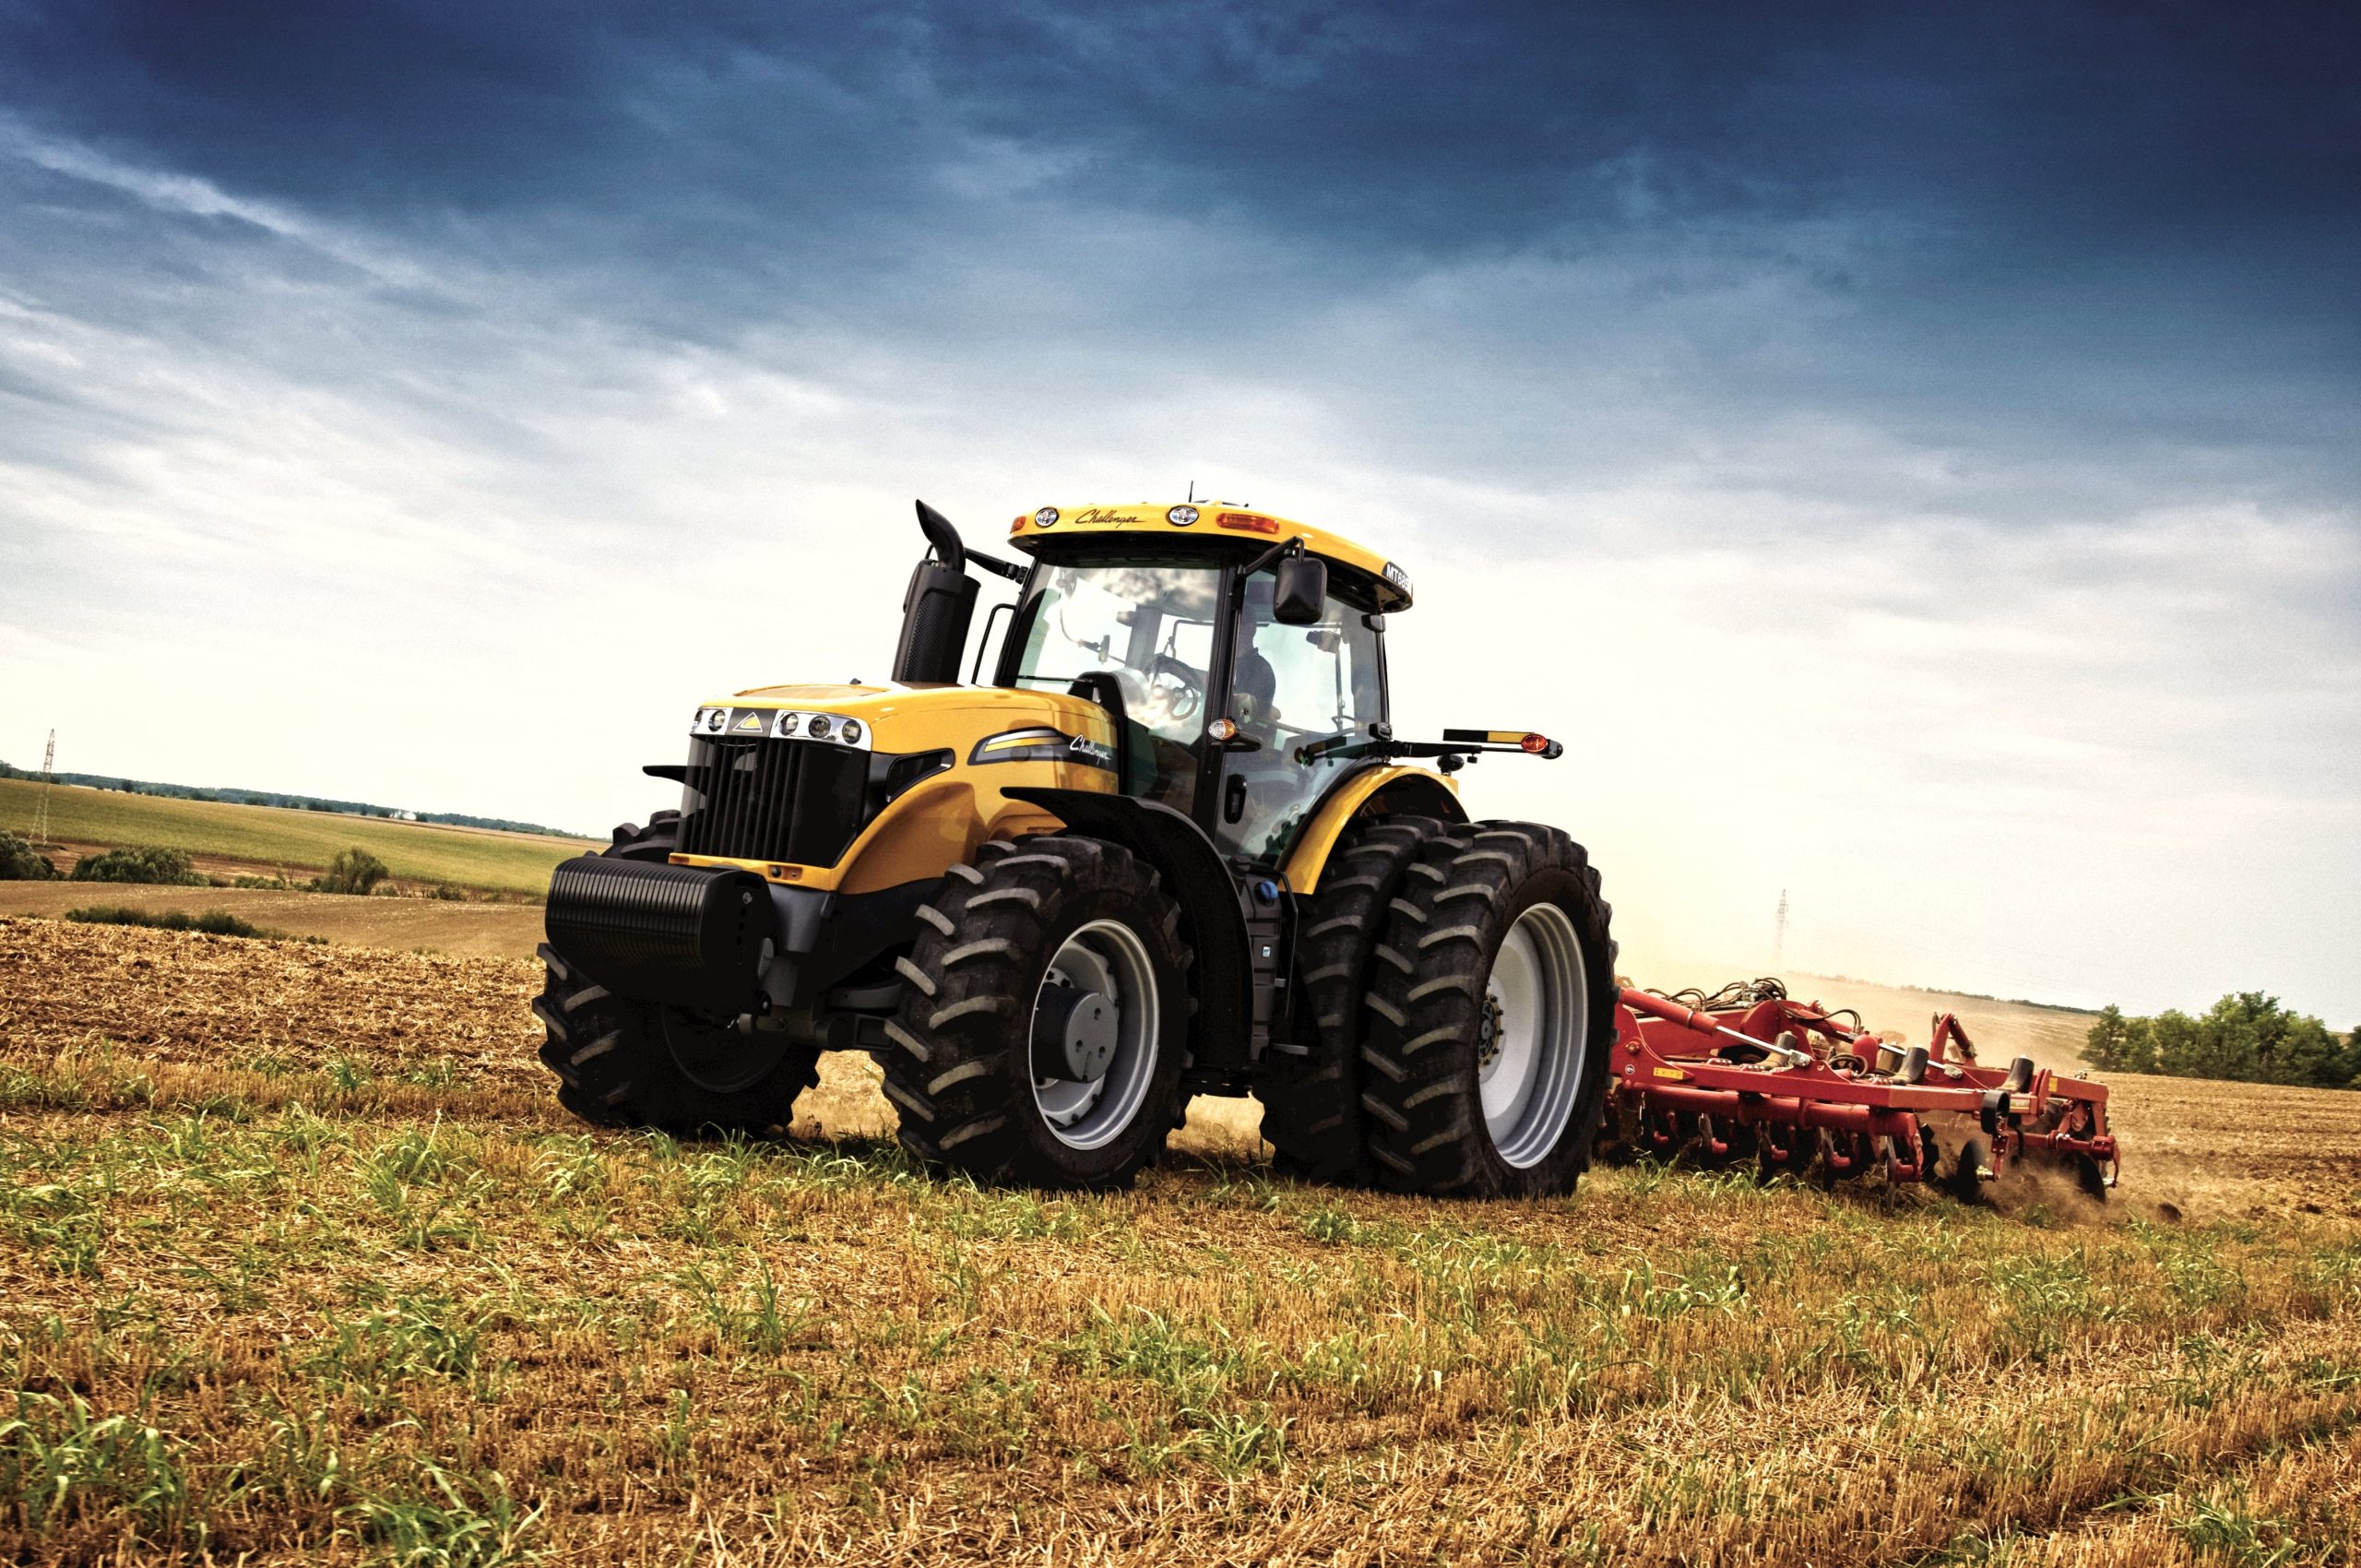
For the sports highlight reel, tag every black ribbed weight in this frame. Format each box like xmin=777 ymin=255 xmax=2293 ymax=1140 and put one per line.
xmin=545 ymin=855 xmax=777 ymax=1016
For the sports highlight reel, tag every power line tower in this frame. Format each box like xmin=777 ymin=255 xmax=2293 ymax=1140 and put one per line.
xmin=1773 ymin=887 xmax=1787 ymax=972
xmin=32 ymin=730 xmax=55 ymax=848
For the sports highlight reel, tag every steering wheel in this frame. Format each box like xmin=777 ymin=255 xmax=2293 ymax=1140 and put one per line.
xmin=1147 ymin=652 xmax=1204 ymax=722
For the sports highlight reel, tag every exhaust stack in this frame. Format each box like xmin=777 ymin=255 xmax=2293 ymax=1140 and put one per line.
xmin=891 ymin=500 xmax=979 ymax=684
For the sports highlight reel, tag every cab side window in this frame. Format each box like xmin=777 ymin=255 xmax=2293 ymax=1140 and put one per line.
xmin=1216 ymin=575 xmax=1387 ymax=867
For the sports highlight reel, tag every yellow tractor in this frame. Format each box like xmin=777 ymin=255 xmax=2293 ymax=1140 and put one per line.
xmin=536 ymin=501 xmax=1616 ymax=1193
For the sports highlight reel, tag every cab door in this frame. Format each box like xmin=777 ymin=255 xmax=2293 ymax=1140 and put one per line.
xmin=1211 ymin=568 xmax=1389 ymax=870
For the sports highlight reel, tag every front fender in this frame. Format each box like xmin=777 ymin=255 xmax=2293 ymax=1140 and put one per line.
xmin=1000 ymin=786 xmax=1253 ymax=1073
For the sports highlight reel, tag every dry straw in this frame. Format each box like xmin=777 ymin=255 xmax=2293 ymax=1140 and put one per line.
xmin=2 ymin=916 xmax=2356 ymax=1563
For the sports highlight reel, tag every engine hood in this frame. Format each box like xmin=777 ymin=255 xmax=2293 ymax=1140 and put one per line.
xmin=688 ymin=681 xmax=1114 ymax=757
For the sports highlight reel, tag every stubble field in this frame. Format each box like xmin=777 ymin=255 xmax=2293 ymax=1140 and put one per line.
xmin=3 ymin=914 xmax=2357 ymax=1565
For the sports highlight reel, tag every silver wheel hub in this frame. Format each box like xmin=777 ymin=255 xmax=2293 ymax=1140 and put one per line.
xmin=1477 ymin=902 xmax=1589 ymax=1170
xmin=1030 ymin=920 xmax=1160 ymax=1150
xmin=1476 ymin=993 xmax=1505 ymax=1071
xmin=1032 ymin=986 xmax=1118 ymax=1081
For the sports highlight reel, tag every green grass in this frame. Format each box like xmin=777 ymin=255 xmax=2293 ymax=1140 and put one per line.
xmin=2 ymin=1086 xmax=2356 ymax=1562
xmin=1 ymin=779 xmax=592 ymax=893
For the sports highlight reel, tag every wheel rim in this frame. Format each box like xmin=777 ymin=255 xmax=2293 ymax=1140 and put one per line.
xmin=1477 ymin=901 xmax=1589 ymax=1170
xmin=663 ymin=1009 xmax=786 ymax=1095
xmin=1031 ymin=920 xmax=1160 ymax=1151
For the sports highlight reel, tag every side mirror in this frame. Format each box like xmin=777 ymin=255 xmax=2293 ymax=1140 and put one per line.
xmin=1273 ymin=556 xmax=1327 ymax=624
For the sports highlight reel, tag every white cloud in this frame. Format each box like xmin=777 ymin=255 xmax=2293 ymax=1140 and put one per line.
xmin=0 ymin=114 xmax=441 ymax=293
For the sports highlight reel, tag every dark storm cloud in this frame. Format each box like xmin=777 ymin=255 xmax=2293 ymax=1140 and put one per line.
xmin=6 ymin=0 xmax=2352 ymax=530
xmin=1 ymin=0 xmax=2355 ymax=507
xmin=9 ymin=4 xmax=2351 ymax=242
xmin=9 ymin=3 xmax=2355 ymax=281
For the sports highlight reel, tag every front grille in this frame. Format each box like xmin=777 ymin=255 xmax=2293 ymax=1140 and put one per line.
xmin=675 ymin=738 xmax=871 ymax=867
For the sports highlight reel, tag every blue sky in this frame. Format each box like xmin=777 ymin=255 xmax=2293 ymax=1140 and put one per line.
xmin=1 ymin=2 xmax=2355 ymax=1019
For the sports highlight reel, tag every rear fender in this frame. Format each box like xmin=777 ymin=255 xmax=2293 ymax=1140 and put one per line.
xmin=1281 ymin=765 xmax=1467 ymax=895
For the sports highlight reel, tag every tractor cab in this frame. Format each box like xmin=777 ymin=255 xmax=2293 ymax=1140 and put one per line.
xmin=986 ymin=504 xmax=1408 ymax=876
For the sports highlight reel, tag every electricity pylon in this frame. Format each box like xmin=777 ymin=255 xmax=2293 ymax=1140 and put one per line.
xmin=32 ymin=730 xmax=54 ymax=847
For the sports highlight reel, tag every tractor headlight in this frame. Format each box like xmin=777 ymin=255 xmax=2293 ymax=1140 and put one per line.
xmin=807 ymin=715 xmax=833 ymax=741
xmin=839 ymin=719 xmax=863 ymax=744
xmin=775 ymin=711 xmax=801 ymax=738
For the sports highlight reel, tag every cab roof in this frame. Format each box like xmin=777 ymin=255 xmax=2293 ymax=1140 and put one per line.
xmin=1005 ymin=502 xmax=1414 ymax=611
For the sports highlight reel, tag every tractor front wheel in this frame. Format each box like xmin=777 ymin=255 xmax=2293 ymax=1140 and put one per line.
xmin=882 ymin=837 xmax=1192 ymax=1189
xmin=533 ymin=944 xmax=820 ymax=1133
xmin=535 ymin=815 xmax=819 ymax=1134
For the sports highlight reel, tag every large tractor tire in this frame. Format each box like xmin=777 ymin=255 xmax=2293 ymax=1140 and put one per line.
xmin=603 ymin=811 xmax=682 ymax=863
xmin=1254 ymin=814 xmax=1449 ymax=1184
xmin=1358 ymin=822 xmax=1617 ymax=1198
xmin=533 ymin=813 xmax=821 ymax=1134
xmin=881 ymin=837 xmax=1193 ymax=1190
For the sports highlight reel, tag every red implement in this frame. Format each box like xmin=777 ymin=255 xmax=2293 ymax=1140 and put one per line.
xmin=1600 ymin=980 xmax=2118 ymax=1196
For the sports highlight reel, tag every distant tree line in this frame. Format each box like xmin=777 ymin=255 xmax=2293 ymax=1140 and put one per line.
xmin=68 ymin=846 xmax=209 ymax=885
xmin=0 ymin=831 xmax=58 ymax=881
xmin=0 ymin=760 xmax=584 ymax=837
xmin=0 ymin=833 xmax=388 ymax=895
xmin=2086 ymin=992 xmax=2361 ymax=1090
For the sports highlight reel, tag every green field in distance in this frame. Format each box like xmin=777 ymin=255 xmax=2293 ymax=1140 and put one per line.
xmin=0 ymin=778 xmax=593 ymax=893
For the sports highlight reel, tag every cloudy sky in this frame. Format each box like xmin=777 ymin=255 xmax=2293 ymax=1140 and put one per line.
xmin=1 ymin=2 xmax=2355 ymax=1020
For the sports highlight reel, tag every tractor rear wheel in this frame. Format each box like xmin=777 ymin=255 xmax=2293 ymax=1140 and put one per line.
xmin=1358 ymin=822 xmax=1617 ymax=1197
xmin=534 ymin=814 xmax=822 ymax=1134
xmin=881 ymin=836 xmax=1192 ymax=1190
xmin=1254 ymin=814 xmax=1449 ymax=1184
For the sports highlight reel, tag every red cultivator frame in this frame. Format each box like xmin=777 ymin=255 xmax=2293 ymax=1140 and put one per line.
xmin=1598 ymin=980 xmax=2118 ymax=1198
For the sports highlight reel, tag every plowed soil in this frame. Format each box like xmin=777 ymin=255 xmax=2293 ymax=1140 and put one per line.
xmin=0 ymin=882 xmax=547 ymax=958
xmin=3 ymin=914 xmax=2357 ymax=1565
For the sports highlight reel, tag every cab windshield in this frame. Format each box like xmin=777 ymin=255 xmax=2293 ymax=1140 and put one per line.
xmin=1005 ymin=558 xmax=1220 ymax=815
